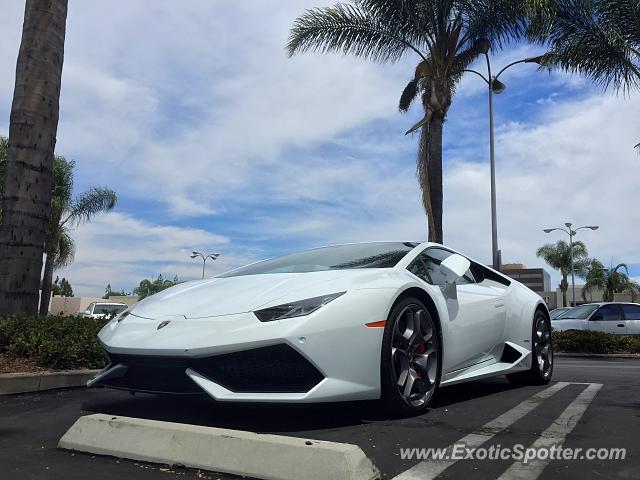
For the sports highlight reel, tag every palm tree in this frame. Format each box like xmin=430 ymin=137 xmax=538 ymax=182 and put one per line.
xmin=536 ymin=239 xmax=589 ymax=307
xmin=288 ymin=0 xmax=526 ymax=242
xmin=0 ymin=0 xmax=69 ymax=316
xmin=39 ymin=156 xmax=117 ymax=314
xmin=0 ymin=136 xmax=7 ymax=223
xmin=133 ymin=275 xmax=180 ymax=300
xmin=583 ymin=259 xmax=639 ymax=302
xmin=526 ymin=0 xmax=640 ymax=148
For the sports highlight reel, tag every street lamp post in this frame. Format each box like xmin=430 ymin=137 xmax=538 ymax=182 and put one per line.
xmin=465 ymin=40 xmax=544 ymax=270
xmin=543 ymin=224 xmax=599 ymax=306
xmin=190 ymin=251 xmax=220 ymax=279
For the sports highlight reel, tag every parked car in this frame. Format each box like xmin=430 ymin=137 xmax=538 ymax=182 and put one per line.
xmin=551 ymin=302 xmax=640 ymax=335
xmin=550 ymin=307 xmax=572 ymax=320
xmin=83 ymin=302 xmax=128 ymax=319
xmin=89 ymin=241 xmax=552 ymax=415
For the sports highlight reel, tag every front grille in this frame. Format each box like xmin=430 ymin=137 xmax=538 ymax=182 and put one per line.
xmin=102 ymin=344 xmax=324 ymax=394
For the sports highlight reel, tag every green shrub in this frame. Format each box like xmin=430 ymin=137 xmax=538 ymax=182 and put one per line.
xmin=553 ymin=330 xmax=640 ymax=354
xmin=0 ymin=315 xmax=109 ymax=369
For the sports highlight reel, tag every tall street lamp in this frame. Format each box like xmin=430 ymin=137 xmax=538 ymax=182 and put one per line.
xmin=465 ymin=39 xmax=544 ymax=270
xmin=543 ymin=224 xmax=599 ymax=306
xmin=190 ymin=251 xmax=220 ymax=279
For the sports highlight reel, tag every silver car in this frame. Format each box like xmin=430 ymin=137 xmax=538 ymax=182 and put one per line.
xmin=551 ymin=302 xmax=640 ymax=335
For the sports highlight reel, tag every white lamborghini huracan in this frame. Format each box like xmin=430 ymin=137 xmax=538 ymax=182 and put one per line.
xmin=90 ymin=242 xmax=553 ymax=415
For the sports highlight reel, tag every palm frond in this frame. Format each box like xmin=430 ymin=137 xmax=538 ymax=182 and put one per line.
xmin=458 ymin=0 xmax=527 ymax=50
xmin=399 ymin=78 xmax=420 ymax=111
xmin=66 ymin=188 xmax=117 ymax=226
xmin=287 ymin=3 xmax=424 ymax=62
xmin=528 ymin=0 xmax=640 ymax=92
xmin=53 ymin=229 xmax=75 ymax=269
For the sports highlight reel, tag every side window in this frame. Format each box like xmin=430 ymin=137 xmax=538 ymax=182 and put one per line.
xmin=622 ymin=305 xmax=640 ymax=320
xmin=408 ymin=248 xmax=475 ymax=285
xmin=407 ymin=257 xmax=431 ymax=283
xmin=594 ymin=305 xmax=623 ymax=321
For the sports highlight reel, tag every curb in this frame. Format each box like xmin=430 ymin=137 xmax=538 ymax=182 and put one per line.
xmin=59 ymin=414 xmax=380 ymax=480
xmin=556 ymin=352 xmax=640 ymax=359
xmin=0 ymin=369 xmax=100 ymax=395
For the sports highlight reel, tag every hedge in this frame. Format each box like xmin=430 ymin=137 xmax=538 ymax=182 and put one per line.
xmin=552 ymin=330 xmax=640 ymax=354
xmin=0 ymin=315 xmax=109 ymax=370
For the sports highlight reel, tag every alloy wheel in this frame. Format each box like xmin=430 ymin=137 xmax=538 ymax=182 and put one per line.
xmin=535 ymin=316 xmax=553 ymax=378
xmin=391 ymin=305 xmax=439 ymax=407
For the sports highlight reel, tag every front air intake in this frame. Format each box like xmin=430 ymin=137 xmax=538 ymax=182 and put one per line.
xmin=102 ymin=344 xmax=324 ymax=394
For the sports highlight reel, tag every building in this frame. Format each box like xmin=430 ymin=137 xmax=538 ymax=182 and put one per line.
xmin=48 ymin=295 xmax=139 ymax=316
xmin=501 ymin=263 xmax=551 ymax=294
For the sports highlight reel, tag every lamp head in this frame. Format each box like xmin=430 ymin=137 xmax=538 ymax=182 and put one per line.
xmin=490 ymin=78 xmax=506 ymax=94
xmin=524 ymin=55 xmax=545 ymax=64
xmin=587 ymin=226 xmax=599 ymax=230
xmin=475 ymin=38 xmax=491 ymax=54
xmin=190 ymin=254 xmax=198 ymax=259
xmin=564 ymin=222 xmax=572 ymax=228
xmin=543 ymin=228 xmax=554 ymax=233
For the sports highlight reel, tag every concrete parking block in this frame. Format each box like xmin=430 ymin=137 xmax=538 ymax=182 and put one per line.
xmin=0 ymin=369 xmax=100 ymax=395
xmin=59 ymin=414 xmax=380 ymax=480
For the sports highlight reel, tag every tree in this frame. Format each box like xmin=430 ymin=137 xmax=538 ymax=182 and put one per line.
xmin=583 ymin=259 xmax=639 ymax=302
xmin=288 ymin=0 xmax=526 ymax=242
xmin=0 ymin=0 xmax=69 ymax=316
xmin=51 ymin=276 xmax=73 ymax=297
xmin=103 ymin=283 xmax=129 ymax=299
xmin=133 ymin=275 xmax=181 ymax=300
xmin=527 ymin=0 xmax=640 ymax=148
xmin=0 ymin=136 xmax=7 ymax=223
xmin=39 ymin=156 xmax=116 ymax=314
xmin=536 ymin=239 xmax=589 ymax=307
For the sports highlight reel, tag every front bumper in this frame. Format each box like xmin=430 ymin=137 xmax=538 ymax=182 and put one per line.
xmin=92 ymin=289 xmax=395 ymax=402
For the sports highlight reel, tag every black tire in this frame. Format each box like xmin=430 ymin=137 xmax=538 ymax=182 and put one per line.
xmin=506 ymin=310 xmax=553 ymax=385
xmin=380 ymin=296 xmax=441 ymax=416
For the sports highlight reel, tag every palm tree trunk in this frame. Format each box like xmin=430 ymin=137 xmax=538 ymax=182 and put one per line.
xmin=0 ymin=0 xmax=68 ymax=316
xmin=39 ymin=252 xmax=55 ymax=316
xmin=418 ymin=118 xmax=436 ymax=241
xmin=427 ymin=113 xmax=444 ymax=243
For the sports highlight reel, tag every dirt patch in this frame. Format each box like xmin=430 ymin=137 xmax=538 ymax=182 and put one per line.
xmin=0 ymin=353 xmax=53 ymax=374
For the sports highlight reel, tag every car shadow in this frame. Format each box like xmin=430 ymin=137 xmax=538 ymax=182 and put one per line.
xmin=81 ymin=377 xmax=524 ymax=433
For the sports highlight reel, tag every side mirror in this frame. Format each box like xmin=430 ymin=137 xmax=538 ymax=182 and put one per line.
xmin=84 ymin=310 xmax=91 ymax=316
xmin=440 ymin=254 xmax=471 ymax=283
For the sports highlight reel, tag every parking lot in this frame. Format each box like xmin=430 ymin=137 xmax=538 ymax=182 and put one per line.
xmin=1 ymin=356 xmax=638 ymax=480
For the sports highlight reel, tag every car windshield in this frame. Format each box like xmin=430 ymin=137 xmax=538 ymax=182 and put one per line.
xmin=550 ymin=308 xmax=570 ymax=320
xmin=219 ymin=242 xmax=420 ymax=277
xmin=94 ymin=304 xmax=127 ymax=315
xmin=559 ymin=304 xmax=599 ymax=319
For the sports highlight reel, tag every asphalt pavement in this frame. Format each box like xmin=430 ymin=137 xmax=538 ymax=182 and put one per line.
xmin=1 ymin=356 xmax=638 ymax=480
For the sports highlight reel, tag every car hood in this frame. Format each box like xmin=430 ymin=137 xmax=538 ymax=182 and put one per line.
xmin=128 ymin=269 xmax=399 ymax=320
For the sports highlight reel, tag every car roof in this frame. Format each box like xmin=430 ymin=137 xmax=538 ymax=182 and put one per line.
xmin=576 ymin=302 xmax=640 ymax=306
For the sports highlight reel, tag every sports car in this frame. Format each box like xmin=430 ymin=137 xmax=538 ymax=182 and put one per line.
xmin=90 ymin=242 xmax=553 ymax=414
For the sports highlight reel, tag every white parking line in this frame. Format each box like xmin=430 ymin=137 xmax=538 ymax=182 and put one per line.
xmin=392 ymin=382 xmax=570 ymax=480
xmin=497 ymin=383 xmax=603 ymax=480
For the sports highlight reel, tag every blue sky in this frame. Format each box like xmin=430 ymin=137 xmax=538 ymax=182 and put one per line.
xmin=1 ymin=1 xmax=639 ymax=296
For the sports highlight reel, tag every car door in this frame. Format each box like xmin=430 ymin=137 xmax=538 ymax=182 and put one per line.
xmin=621 ymin=304 xmax=640 ymax=335
xmin=407 ymin=247 xmax=505 ymax=373
xmin=588 ymin=304 xmax=627 ymax=334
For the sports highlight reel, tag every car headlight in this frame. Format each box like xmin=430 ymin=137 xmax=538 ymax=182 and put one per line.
xmin=254 ymin=292 xmax=346 ymax=322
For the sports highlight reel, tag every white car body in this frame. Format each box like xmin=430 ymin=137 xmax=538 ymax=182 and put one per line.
xmin=551 ymin=302 xmax=640 ymax=335
xmin=91 ymin=242 xmax=548 ymax=404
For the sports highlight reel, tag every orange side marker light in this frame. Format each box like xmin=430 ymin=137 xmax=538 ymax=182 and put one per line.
xmin=365 ymin=320 xmax=387 ymax=328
